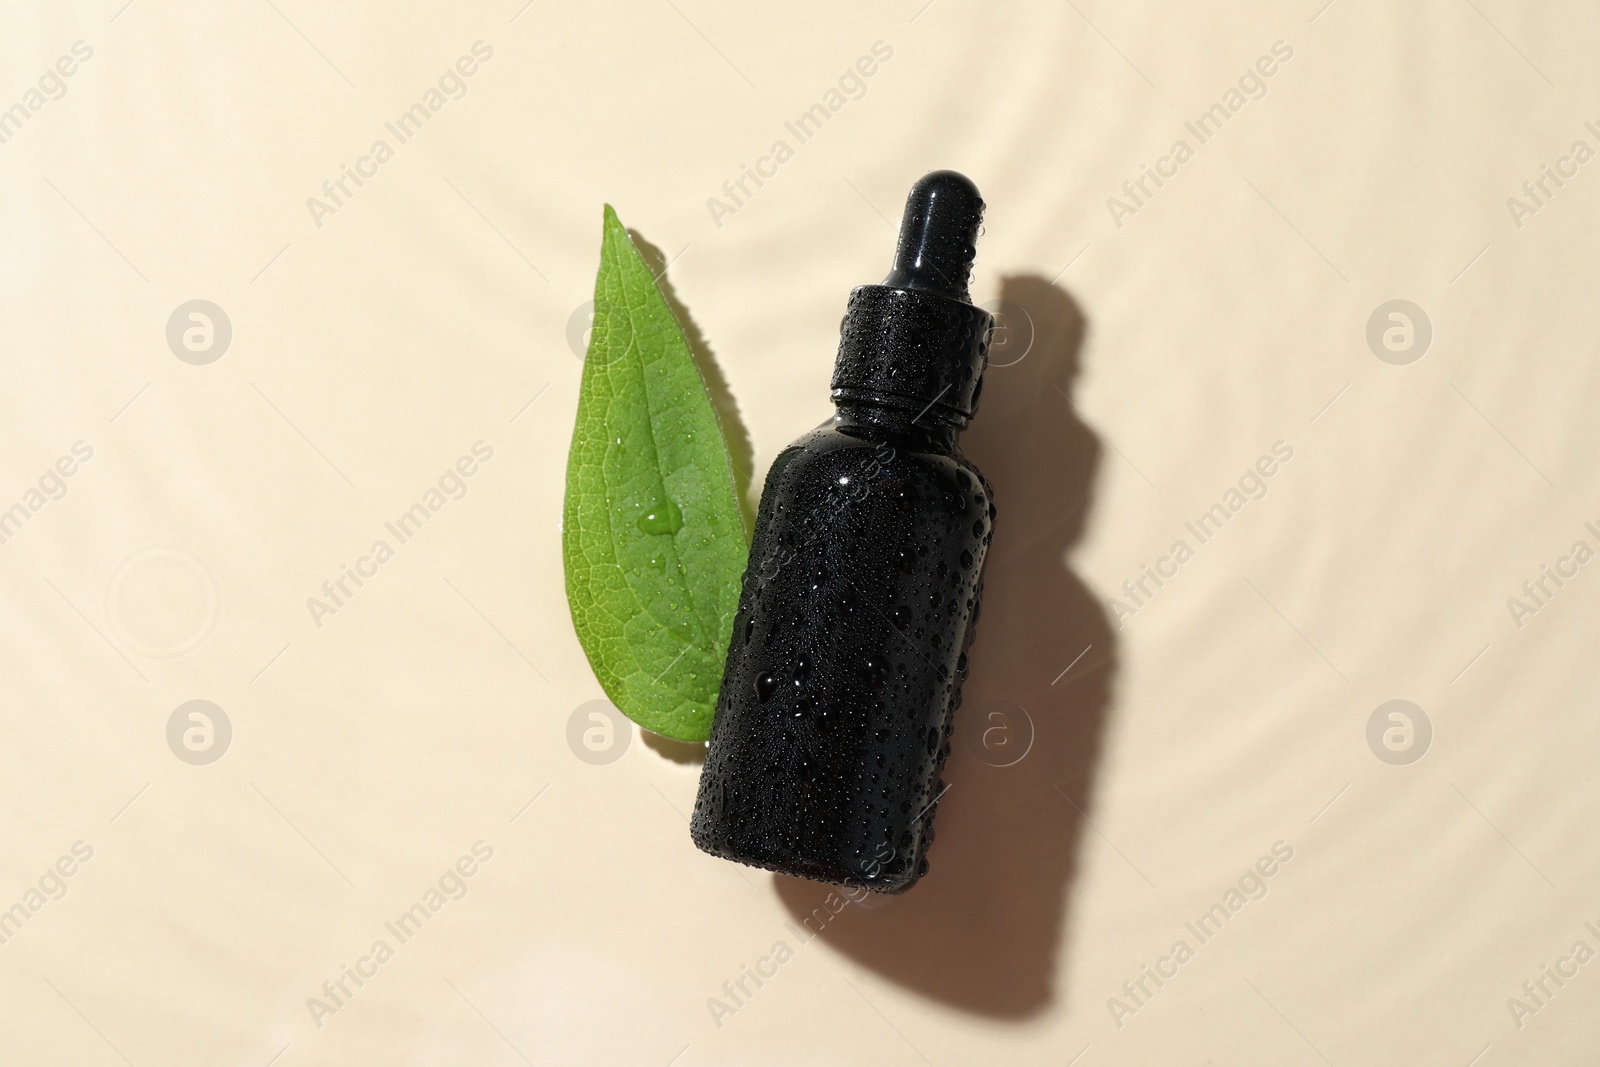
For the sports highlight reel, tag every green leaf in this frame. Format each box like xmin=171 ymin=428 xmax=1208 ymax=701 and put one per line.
xmin=563 ymin=205 xmax=748 ymax=742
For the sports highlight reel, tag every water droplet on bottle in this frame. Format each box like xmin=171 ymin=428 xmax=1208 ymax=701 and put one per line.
xmin=863 ymin=658 xmax=888 ymax=689
xmin=755 ymin=673 xmax=779 ymax=702
xmin=960 ymin=549 xmax=974 ymax=569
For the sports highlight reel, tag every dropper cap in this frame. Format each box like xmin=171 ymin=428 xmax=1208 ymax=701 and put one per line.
xmin=882 ymin=171 xmax=984 ymax=301
xmin=830 ymin=171 xmax=994 ymax=425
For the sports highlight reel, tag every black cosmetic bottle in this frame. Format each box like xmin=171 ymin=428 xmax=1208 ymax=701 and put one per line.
xmin=691 ymin=171 xmax=996 ymax=893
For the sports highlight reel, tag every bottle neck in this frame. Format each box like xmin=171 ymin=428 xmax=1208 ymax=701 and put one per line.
xmin=831 ymin=398 xmax=962 ymax=453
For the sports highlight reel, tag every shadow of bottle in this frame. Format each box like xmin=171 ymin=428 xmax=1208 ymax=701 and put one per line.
xmin=773 ymin=274 xmax=1117 ymax=1019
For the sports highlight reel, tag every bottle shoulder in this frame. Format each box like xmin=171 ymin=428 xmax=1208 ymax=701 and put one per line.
xmin=762 ymin=424 xmax=993 ymax=526
xmin=777 ymin=424 xmax=986 ymax=478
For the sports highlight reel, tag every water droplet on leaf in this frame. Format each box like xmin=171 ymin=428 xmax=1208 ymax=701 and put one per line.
xmin=637 ymin=498 xmax=684 ymax=535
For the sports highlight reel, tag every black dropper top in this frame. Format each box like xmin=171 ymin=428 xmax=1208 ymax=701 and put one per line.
xmin=881 ymin=170 xmax=984 ymax=302
xmin=830 ymin=170 xmax=994 ymax=425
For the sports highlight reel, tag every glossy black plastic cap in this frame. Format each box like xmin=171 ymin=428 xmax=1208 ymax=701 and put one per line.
xmin=831 ymin=171 xmax=993 ymax=424
xmin=882 ymin=170 xmax=984 ymax=301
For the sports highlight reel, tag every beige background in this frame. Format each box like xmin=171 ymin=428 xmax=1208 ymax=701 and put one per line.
xmin=4 ymin=0 xmax=1598 ymax=1063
